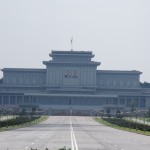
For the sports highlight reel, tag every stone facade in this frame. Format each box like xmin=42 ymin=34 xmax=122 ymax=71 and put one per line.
xmin=0 ymin=50 xmax=150 ymax=114
xmin=2 ymin=69 xmax=46 ymax=86
xmin=43 ymin=51 xmax=99 ymax=91
xmin=97 ymin=70 xmax=140 ymax=89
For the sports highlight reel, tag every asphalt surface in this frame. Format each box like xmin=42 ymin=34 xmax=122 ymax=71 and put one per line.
xmin=0 ymin=116 xmax=150 ymax=150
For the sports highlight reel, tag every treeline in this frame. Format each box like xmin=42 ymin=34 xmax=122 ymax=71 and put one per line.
xmin=0 ymin=78 xmax=3 ymax=84
xmin=102 ymin=117 xmax=150 ymax=132
xmin=0 ymin=116 xmax=40 ymax=128
xmin=140 ymin=82 xmax=150 ymax=88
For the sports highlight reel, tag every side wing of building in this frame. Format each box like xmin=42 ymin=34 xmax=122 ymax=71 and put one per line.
xmin=1 ymin=68 xmax=46 ymax=88
xmin=97 ymin=70 xmax=141 ymax=89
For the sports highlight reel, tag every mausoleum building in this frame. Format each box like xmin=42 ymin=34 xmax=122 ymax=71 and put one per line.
xmin=0 ymin=50 xmax=150 ymax=115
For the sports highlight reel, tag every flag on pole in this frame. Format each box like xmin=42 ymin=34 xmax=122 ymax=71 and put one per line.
xmin=71 ymin=37 xmax=73 ymax=51
xmin=71 ymin=37 xmax=73 ymax=44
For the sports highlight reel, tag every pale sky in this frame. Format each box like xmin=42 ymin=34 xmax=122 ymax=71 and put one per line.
xmin=0 ymin=0 xmax=150 ymax=82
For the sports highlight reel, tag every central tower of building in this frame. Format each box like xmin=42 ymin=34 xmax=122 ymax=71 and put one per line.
xmin=43 ymin=50 xmax=100 ymax=92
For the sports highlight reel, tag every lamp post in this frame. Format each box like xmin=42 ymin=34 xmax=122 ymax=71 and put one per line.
xmin=140 ymin=110 xmax=147 ymax=132
xmin=0 ymin=109 xmax=1 ymax=128
xmin=144 ymin=111 xmax=146 ymax=132
xmin=148 ymin=107 xmax=150 ymax=122
xmin=134 ymin=111 xmax=138 ymax=131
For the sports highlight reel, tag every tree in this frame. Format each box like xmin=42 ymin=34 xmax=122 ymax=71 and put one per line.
xmin=19 ymin=109 xmax=27 ymax=116
xmin=140 ymin=82 xmax=150 ymax=88
xmin=148 ymin=107 xmax=150 ymax=121
xmin=0 ymin=78 xmax=3 ymax=84
xmin=130 ymin=100 xmax=135 ymax=113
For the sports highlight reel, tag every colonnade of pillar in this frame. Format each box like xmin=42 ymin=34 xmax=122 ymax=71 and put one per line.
xmin=0 ymin=95 xmax=37 ymax=105
xmin=103 ymin=97 xmax=146 ymax=108
xmin=0 ymin=95 xmax=147 ymax=108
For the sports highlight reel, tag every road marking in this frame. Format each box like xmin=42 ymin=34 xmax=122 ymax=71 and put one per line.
xmin=142 ymin=143 xmax=146 ymax=145
xmin=70 ymin=125 xmax=74 ymax=150
xmin=35 ymin=139 xmax=39 ymax=142
xmin=32 ymin=143 xmax=34 ymax=145
xmin=72 ymin=130 xmax=78 ymax=149
xmin=114 ymin=144 xmax=117 ymax=147
xmin=70 ymin=117 xmax=78 ymax=150
xmin=25 ymin=146 xmax=28 ymax=149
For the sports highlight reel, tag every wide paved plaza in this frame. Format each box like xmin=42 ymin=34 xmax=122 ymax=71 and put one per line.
xmin=0 ymin=116 xmax=150 ymax=150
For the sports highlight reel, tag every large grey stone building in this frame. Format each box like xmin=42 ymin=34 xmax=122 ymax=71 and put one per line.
xmin=0 ymin=50 xmax=150 ymax=115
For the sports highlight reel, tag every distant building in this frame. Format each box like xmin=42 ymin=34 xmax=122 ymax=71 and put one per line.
xmin=0 ymin=50 xmax=150 ymax=115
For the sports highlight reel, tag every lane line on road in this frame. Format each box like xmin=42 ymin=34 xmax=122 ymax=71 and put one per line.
xmin=70 ymin=125 xmax=74 ymax=150
xmin=142 ymin=143 xmax=146 ymax=145
xmin=70 ymin=117 xmax=78 ymax=150
xmin=72 ymin=129 xmax=78 ymax=149
xmin=25 ymin=146 xmax=29 ymax=149
xmin=108 ymin=140 xmax=112 ymax=143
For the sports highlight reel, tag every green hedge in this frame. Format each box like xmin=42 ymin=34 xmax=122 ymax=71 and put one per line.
xmin=0 ymin=116 xmax=40 ymax=128
xmin=102 ymin=117 xmax=150 ymax=132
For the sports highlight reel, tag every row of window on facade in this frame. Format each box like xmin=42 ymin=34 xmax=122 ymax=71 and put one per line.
xmin=4 ymin=75 xmax=45 ymax=85
xmin=97 ymin=78 xmax=138 ymax=87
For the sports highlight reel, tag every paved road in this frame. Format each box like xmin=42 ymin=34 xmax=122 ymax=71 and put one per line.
xmin=0 ymin=116 xmax=150 ymax=150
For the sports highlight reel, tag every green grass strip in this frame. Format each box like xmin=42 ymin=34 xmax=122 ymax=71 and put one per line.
xmin=0 ymin=116 xmax=48 ymax=132
xmin=95 ymin=117 xmax=150 ymax=136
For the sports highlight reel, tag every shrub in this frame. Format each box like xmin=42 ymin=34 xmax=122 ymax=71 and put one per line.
xmin=101 ymin=117 xmax=150 ymax=132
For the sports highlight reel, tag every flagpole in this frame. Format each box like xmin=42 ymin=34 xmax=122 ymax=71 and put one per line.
xmin=71 ymin=37 xmax=73 ymax=51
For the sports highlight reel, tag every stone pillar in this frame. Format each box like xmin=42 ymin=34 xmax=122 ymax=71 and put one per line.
xmin=23 ymin=96 xmax=24 ymax=104
xmin=146 ymin=97 xmax=150 ymax=108
xmin=125 ymin=97 xmax=127 ymax=107
xmin=15 ymin=96 xmax=17 ymax=105
xmin=29 ymin=96 xmax=31 ymax=104
xmin=2 ymin=96 xmax=3 ymax=105
xmin=111 ymin=98 xmax=113 ymax=105
xmin=35 ymin=96 xmax=38 ymax=104
xmin=138 ymin=98 xmax=140 ymax=108
xmin=8 ymin=96 xmax=10 ymax=105
xmin=0 ymin=96 xmax=2 ymax=105
xmin=118 ymin=98 xmax=120 ymax=105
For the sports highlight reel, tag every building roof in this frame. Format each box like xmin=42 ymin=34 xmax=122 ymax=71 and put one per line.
xmin=97 ymin=70 xmax=142 ymax=75
xmin=24 ymin=93 xmax=118 ymax=98
xmin=1 ymin=68 xmax=46 ymax=72
xmin=51 ymin=50 xmax=93 ymax=54
xmin=50 ymin=50 xmax=94 ymax=57
xmin=43 ymin=61 xmax=100 ymax=66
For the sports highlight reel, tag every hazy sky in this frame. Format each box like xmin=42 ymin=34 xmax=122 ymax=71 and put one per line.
xmin=0 ymin=0 xmax=150 ymax=82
